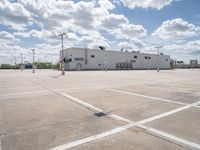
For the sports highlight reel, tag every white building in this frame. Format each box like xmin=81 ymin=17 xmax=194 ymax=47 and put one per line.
xmin=60 ymin=47 xmax=170 ymax=70
xmin=190 ymin=60 xmax=198 ymax=68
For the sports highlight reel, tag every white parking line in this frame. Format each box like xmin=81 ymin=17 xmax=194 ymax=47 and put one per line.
xmin=107 ymin=88 xmax=187 ymax=106
xmin=61 ymin=93 xmax=103 ymax=112
xmin=109 ymin=114 xmax=200 ymax=150
xmin=49 ymin=93 xmax=200 ymax=150
xmin=137 ymin=105 xmax=191 ymax=124
xmin=49 ymin=123 xmax=135 ymax=150
xmin=0 ymin=90 xmax=50 ymax=96
xmin=142 ymin=126 xmax=200 ymax=150
xmin=142 ymin=85 xmax=192 ymax=94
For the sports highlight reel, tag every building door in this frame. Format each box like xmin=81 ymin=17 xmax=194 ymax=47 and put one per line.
xmin=76 ymin=63 xmax=82 ymax=70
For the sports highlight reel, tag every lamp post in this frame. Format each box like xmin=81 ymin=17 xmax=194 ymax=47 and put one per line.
xmin=59 ymin=33 xmax=66 ymax=75
xmin=155 ymin=46 xmax=163 ymax=72
xmin=14 ymin=56 xmax=17 ymax=70
xmin=32 ymin=49 xmax=35 ymax=73
xmin=21 ymin=53 xmax=23 ymax=71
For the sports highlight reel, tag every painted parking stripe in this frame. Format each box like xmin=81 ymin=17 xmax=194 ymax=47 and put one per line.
xmin=107 ymin=88 xmax=187 ymax=106
xmin=49 ymin=93 xmax=200 ymax=150
xmin=49 ymin=109 xmax=200 ymax=150
xmin=142 ymin=126 xmax=200 ymax=150
xmin=0 ymin=90 xmax=50 ymax=96
xmin=49 ymin=123 xmax=135 ymax=150
xmin=109 ymin=114 xmax=200 ymax=150
xmin=61 ymin=93 xmax=103 ymax=112
xmin=137 ymin=99 xmax=200 ymax=124
xmin=142 ymin=85 xmax=192 ymax=94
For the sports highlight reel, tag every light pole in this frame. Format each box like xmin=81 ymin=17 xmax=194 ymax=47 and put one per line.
xmin=14 ymin=56 xmax=17 ymax=70
xmin=155 ymin=46 xmax=163 ymax=72
xmin=59 ymin=33 xmax=66 ymax=75
xmin=32 ymin=49 xmax=35 ymax=73
xmin=20 ymin=53 xmax=23 ymax=71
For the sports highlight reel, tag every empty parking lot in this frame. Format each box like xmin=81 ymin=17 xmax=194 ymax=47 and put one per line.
xmin=0 ymin=69 xmax=200 ymax=150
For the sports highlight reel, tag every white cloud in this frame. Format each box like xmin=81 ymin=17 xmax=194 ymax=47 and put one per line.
xmin=118 ymin=41 xmax=134 ymax=50
xmin=152 ymin=18 xmax=200 ymax=40
xmin=100 ymin=14 xmax=128 ymax=30
xmin=118 ymin=38 xmax=144 ymax=50
xmin=98 ymin=0 xmax=115 ymax=10
xmin=100 ymin=13 xmax=146 ymax=42
xmin=0 ymin=0 xmax=31 ymax=30
xmin=120 ymin=0 xmax=173 ymax=10
xmin=115 ymin=24 xmax=147 ymax=39
xmin=0 ymin=31 xmax=16 ymax=43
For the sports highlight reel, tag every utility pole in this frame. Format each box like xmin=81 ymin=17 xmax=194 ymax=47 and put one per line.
xmin=59 ymin=33 xmax=66 ymax=75
xmin=7 ymin=53 xmax=13 ymax=69
xmin=21 ymin=53 xmax=23 ymax=71
xmin=14 ymin=56 xmax=16 ymax=70
xmin=155 ymin=46 xmax=162 ymax=72
xmin=32 ymin=49 xmax=35 ymax=73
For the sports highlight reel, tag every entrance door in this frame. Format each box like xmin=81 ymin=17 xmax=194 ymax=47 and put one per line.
xmin=76 ymin=63 xmax=82 ymax=70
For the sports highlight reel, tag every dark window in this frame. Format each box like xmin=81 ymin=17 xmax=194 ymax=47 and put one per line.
xmin=148 ymin=56 xmax=151 ymax=59
xmin=75 ymin=58 xmax=84 ymax=61
xmin=68 ymin=58 xmax=72 ymax=62
xmin=134 ymin=56 xmax=137 ymax=59
xmin=91 ymin=55 xmax=95 ymax=58
xmin=166 ymin=58 xmax=168 ymax=61
xmin=145 ymin=56 xmax=148 ymax=59
xmin=131 ymin=60 xmax=136 ymax=63
xmin=98 ymin=64 xmax=101 ymax=66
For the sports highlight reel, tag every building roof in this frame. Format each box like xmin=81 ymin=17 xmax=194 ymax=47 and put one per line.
xmin=64 ymin=47 xmax=170 ymax=57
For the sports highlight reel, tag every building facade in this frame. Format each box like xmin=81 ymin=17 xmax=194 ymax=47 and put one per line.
xmin=190 ymin=60 xmax=198 ymax=68
xmin=61 ymin=47 xmax=170 ymax=70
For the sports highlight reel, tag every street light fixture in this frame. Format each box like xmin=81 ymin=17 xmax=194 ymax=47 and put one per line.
xmin=155 ymin=46 xmax=163 ymax=72
xmin=59 ymin=33 xmax=66 ymax=75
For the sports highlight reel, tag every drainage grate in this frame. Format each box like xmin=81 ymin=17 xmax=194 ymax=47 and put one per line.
xmin=94 ymin=112 xmax=107 ymax=117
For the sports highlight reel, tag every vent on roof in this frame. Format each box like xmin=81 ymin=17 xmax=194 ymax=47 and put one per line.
xmin=94 ymin=112 xmax=107 ymax=117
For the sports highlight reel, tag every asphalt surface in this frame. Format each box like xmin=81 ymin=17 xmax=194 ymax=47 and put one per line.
xmin=0 ymin=69 xmax=200 ymax=150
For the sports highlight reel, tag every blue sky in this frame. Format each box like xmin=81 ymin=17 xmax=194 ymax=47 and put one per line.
xmin=0 ymin=0 xmax=200 ymax=64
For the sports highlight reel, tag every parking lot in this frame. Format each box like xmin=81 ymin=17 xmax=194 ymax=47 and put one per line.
xmin=0 ymin=69 xmax=200 ymax=150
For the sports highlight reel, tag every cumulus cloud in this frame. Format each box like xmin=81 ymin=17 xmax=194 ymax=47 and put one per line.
xmin=0 ymin=0 xmax=31 ymax=30
xmin=118 ymin=41 xmax=134 ymax=50
xmin=98 ymin=0 xmax=115 ymax=10
xmin=100 ymin=13 xmax=147 ymax=41
xmin=120 ymin=0 xmax=174 ymax=10
xmin=118 ymin=38 xmax=144 ymax=50
xmin=152 ymin=18 xmax=200 ymax=40
xmin=0 ymin=31 xmax=16 ymax=43
xmin=100 ymin=14 xmax=128 ymax=29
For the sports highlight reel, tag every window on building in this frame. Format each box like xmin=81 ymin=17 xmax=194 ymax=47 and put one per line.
xmin=134 ymin=56 xmax=137 ymax=59
xmin=145 ymin=56 xmax=148 ymax=59
xmin=166 ymin=58 xmax=168 ymax=61
xmin=75 ymin=58 xmax=84 ymax=61
xmin=68 ymin=58 xmax=72 ymax=62
xmin=91 ymin=55 xmax=95 ymax=58
xmin=131 ymin=60 xmax=136 ymax=63
xmin=148 ymin=56 xmax=151 ymax=59
xmin=98 ymin=64 xmax=101 ymax=66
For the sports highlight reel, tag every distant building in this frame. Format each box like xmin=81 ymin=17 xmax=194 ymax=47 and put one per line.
xmin=60 ymin=47 xmax=170 ymax=71
xmin=190 ymin=60 xmax=198 ymax=68
xmin=175 ymin=61 xmax=185 ymax=68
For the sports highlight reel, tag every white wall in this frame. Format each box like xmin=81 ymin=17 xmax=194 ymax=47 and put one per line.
xmin=62 ymin=48 xmax=170 ymax=70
